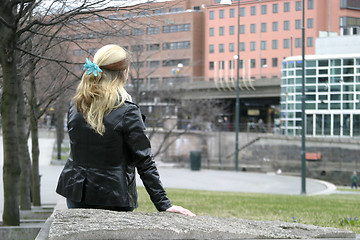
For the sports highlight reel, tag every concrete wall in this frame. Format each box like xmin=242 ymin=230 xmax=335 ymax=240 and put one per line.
xmin=149 ymin=131 xmax=360 ymax=185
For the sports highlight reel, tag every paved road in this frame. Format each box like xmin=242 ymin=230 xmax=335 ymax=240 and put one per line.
xmin=0 ymin=134 xmax=337 ymax=219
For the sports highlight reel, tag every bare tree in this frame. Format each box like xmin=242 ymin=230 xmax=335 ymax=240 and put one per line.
xmin=0 ymin=0 xmax=154 ymax=226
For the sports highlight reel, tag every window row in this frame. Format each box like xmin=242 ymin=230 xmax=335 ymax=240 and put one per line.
xmin=209 ymin=58 xmax=279 ymax=70
xmin=281 ymin=101 xmax=360 ymax=111
xmin=281 ymin=93 xmax=360 ymax=102
xmin=211 ymin=0 xmax=314 ymax=19
xmin=73 ymin=41 xmax=191 ymax=56
xmin=65 ymin=24 xmax=190 ymax=40
xmin=283 ymin=58 xmax=360 ymax=69
xmin=131 ymin=59 xmax=191 ymax=68
xmin=209 ymin=38 xmax=313 ymax=53
xmin=283 ymin=84 xmax=360 ymax=95
xmin=280 ymin=113 xmax=360 ymax=137
xmin=284 ymin=68 xmax=360 ymax=77
xmin=209 ymin=19 xmax=313 ymax=37
xmin=282 ymin=76 xmax=360 ymax=85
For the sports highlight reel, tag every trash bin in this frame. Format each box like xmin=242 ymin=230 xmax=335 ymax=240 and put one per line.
xmin=190 ymin=151 xmax=201 ymax=171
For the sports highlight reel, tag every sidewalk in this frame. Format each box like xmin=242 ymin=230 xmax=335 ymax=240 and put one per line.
xmin=0 ymin=134 xmax=338 ymax=220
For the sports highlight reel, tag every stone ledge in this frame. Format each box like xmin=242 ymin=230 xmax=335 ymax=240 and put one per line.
xmin=47 ymin=209 xmax=356 ymax=240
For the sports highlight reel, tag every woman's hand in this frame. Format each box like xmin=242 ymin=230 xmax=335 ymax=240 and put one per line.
xmin=166 ymin=205 xmax=196 ymax=217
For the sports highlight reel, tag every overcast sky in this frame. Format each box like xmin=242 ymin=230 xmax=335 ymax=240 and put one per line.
xmin=39 ymin=0 xmax=173 ymax=12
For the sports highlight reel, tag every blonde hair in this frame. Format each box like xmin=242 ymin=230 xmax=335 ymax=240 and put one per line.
xmin=74 ymin=44 xmax=131 ymax=135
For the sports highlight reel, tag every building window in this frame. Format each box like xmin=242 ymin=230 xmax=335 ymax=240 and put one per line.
xmin=307 ymin=37 xmax=313 ymax=47
xmin=251 ymin=59 xmax=256 ymax=68
xmin=209 ymin=61 xmax=214 ymax=70
xmin=261 ymin=23 xmax=267 ymax=32
xmin=209 ymin=27 xmax=214 ymax=36
xmin=132 ymin=61 xmax=144 ymax=68
xmin=284 ymin=20 xmax=290 ymax=30
xmin=147 ymin=60 xmax=160 ymax=68
xmin=308 ymin=0 xmax=314 ymax=9
xmin=295 ymin=38 xmax=301 ymax=48
xmin=261 ymin=5 xmax=267 ymax=14
xmin=147 ymin=27 xmax=160 ymax=34
xmin=219 ymin=44 xmax=224 ymax=53
xmin=132 ymin=28 xmax=144 ymax=36
xmin=250 ymin=24 xmax=256 ymax=33
xmin=261 ymin=40 xmax=267 ymax=50
xmin=230 ymin=8 xmax=235 ymax=18
xmin=240 ymin=7 xmax=245 ymax=16
xmin=296 ymin=1 xmax=302 ymax=11
xmin=209 ymin=44 xmax=214 ymax=53
xmin=284 ymin=2 xmax=290 ymax=12
xmin=251 ymin=6 xmax=256 ymax=15
xmin=219 ymin=26 xmax=225 ymax=36
xmin=239 ymin=59 xmax=244 ymax=69
xmin=240 ymin=25 xmax=245 ymax=34
xmin=340 ymin=0 xmax=360 ymax=9
xmin=272 ymin=22 xmax=278 ymax=31
xmin=272 ymin=39 xmax=278 ymax=49
xmin=229 ymin=25 xmax=235 ymax=35
xmin=261 ymin=58 xmax=267 ymax=67
xmin=307 ymin=18 xmax=314 ymax=28
xmin=240 ymin=42 xmax=245 ymax=51
xmin=219 ymin=61 xmax=225 ymax=70
xmin=163 ymin=41 xmax=191 ymax=50
xmin=169 ymin=7 xmax=184 ymax=12
xmin=131 ymin=45 xmax=143 ymax=52
xmin=284 ymin=39 xmax=290 ymax=48
xmin=210 ymin=10 xmax=215 ymax=20
xmin=229 ymin=60 xmax=235 ymax=69
xmin=250 ymin=41 xmax=256 ymax=51
xmin=229 ymin=43 xmax=235 ymax=52
xmin=162 ymin=59 xmax=190 ymax=67
xmin=220 ymin=9 xmax=225 ymax=19
xmin=295 ymin=19 xmax=301 ymax=29
xmin=163 ymin=24 xmax=190 ymax=33
xmin=154 ymin=9 xmax=167 ymax=15
xmin=272 ymin=58 xmax=278 ymax=67
xmin=273 ymin=3 xmax=279 ymax=13
xmin=147 ymin=43 xmax=160 ymax=51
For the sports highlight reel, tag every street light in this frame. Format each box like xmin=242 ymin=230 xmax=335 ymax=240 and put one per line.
xmin=220 ymin=0 xmax=239 ymax=171
xmin=301 ymin=0 xmax=306 ymax=194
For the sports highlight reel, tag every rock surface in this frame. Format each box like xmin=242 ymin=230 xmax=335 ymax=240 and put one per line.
xmin=48 ymin=209 xmax=356 ymax=240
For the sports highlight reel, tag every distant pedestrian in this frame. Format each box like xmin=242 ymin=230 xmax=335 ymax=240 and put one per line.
xmin=351 ymin=171 xmax=358 ymax=189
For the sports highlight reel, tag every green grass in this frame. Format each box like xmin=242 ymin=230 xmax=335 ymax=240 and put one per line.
xmin=135 ymin=187 xmax=360 ymax=234
xmin=336 ymin=187 xmax=360 ymax=192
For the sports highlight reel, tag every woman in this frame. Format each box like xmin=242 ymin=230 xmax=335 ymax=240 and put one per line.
xmin=56 ymin=44 xmax=194 ymax=216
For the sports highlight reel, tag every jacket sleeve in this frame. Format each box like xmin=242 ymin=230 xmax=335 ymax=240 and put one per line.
xmin=123 ymin=104 xmax=172 ymax=211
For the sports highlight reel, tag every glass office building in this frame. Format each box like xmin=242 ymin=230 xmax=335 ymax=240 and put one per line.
xmin=281 ymin=54 xmax=360 ymax=137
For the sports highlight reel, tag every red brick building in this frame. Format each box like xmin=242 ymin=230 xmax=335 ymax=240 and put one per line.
xmin=205 ymin=0 xmax=360 ymax=83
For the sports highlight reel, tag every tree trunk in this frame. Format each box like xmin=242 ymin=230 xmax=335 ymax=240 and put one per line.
xmin=30 ymin=108 xmax=41 ymax=206
xmin=56 ymin=110 xmax=64 ymax=160
xmin=0 ymin=29 xmax=21 ymax=225
xmin=29 ymin=58 xmax=41 ymax=207
xmin=17 ymin=74 xmax=32 ymax=210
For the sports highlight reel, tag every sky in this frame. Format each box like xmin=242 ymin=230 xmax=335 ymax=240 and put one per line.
xmin=38 ymin=0 xmax=173 ymax=12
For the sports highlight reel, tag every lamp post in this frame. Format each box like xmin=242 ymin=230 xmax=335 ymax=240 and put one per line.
xmin=301 ymin=0 xmax=306 ymax=194
xmin=220 ymin=0 xmax=239 ymax=171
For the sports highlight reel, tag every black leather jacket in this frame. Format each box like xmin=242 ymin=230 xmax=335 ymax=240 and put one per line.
xmin=56 ymin=101 xmax=172 ymax=211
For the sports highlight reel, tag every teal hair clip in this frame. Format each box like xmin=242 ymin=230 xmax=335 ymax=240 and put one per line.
xmin=83 ymin=58 xmax=103 ymax=77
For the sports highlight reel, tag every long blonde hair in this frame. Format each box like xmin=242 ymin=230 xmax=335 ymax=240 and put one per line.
xmin=74 ymin=44 xmax=131 ymax=135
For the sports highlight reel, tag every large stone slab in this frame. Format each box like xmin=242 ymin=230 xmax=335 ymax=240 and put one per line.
xmin=48 ymin=209 xmax=356 ymax=240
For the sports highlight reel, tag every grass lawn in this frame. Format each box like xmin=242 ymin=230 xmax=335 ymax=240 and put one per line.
xmin=135 ymin=187 xmax=360 ymax=234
